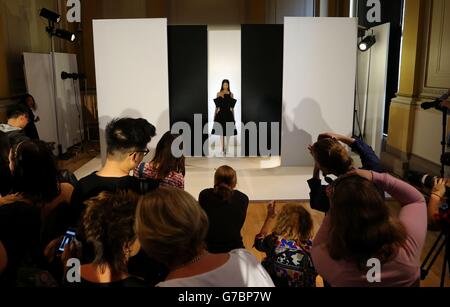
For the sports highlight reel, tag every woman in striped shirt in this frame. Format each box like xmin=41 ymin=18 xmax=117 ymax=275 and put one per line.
xmin=134 ymin=132 xmax=185 ymax=189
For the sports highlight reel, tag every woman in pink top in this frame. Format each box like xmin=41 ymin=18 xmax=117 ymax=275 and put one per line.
xmin=134 ymin=132 xmax=185 ymax=190
xmin=312 ymin=169 xmax=427 ymax=287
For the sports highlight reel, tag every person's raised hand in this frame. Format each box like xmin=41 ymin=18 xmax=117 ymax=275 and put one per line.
xmin=431 ymin=178 xmax=448 ymax=199
xmin=318 ymin=132 xmax=340 ymax=141
xmin=267 ymin=201 xmax=277 ymax=219
xmin=61 ymin=240 xmax=82 ymax=266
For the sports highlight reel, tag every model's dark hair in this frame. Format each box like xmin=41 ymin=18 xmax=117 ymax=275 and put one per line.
xmin=19 ymin=94 xmax=36 ymax=110
xmin=214 ymin=165 xmax=237 ymax=202
xmin=7 ymin=104 xmax=29 ymax=120
xmin=328 ymin=175 xmax=407 ymax=270
xmin=312 ymin=138 xmax=353 ymax=176
xmin=11 ymin=140 xmax=60 ymax=203
xmin=151 ymin=131 xmax=185 ymax=179
xmin=105 ymin=118 xmax=156 ymax=156
xmin=83 ymin=191 xmax=140 ymax=276
xmin=220 ymin=79 xmax=231 ymax=92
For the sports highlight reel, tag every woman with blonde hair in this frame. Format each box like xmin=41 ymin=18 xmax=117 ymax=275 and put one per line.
xmin=198 ymin=165 xmax=249 ymax=253
xmin=136 ymin=187 xmax=273 ymax=287
xmin=254 ymin=202 xmax=317 ymax=287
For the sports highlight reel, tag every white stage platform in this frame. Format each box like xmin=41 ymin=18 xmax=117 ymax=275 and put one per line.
xmin=74 ymin=156 xmax=319 ymax=201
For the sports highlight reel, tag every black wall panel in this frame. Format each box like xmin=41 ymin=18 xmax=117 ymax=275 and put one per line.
xmin=241 ymin=25 xmax=283 ymax=156
xmin=168 ymin=26 xmax=208 ymax=156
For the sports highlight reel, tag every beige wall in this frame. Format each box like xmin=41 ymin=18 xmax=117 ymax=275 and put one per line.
xmin=385 ymin=0 xmax=450 ymax=174
xmin=410 ymin=0 xmax=450 ymax=165
xmin=0 ymin=0 xmax=60 ymax=97
xmin=0 ymin=11 xmax=9 ymax=100
xmin=78 ymin=0 xmax=269 ymax=91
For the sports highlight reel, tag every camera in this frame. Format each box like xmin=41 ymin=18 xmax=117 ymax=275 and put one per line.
xmin=420 ymin=92 xmax=450 ymax=110
xmin=57 ymin=229 xmax=77 ymax=254
xmin=406 ymin=170 xmax=450 ymax=197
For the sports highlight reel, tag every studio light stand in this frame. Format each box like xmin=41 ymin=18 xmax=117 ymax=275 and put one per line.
xmin=420 ymin=102 xmax=449 ymax=287
xmin=41 ymin=8 xmax=76 ymax=158
xmin=47 ymin=19 xmax=63 ymax=157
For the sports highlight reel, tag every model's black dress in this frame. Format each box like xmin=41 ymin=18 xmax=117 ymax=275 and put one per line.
xmin=212 ymin=94 xmax=237 ymax=136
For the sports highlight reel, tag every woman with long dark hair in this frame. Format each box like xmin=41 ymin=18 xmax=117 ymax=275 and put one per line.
xmin=212 ymin=80 xmax=237 ymax=155
xmin=311 ymin=169 xmax=427 ymax=287
xmin=0 ymin=140 xmax=74 ymax=285
xmin=134 ymin=131 xmax=185 ymax=189
xmin=198 ymin=165 xmax=249 ymax=253
xmin=19 ymin=94 xmax=40 ymax=140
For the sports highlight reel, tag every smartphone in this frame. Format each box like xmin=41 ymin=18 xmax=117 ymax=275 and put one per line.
xmin=57 ymin=229 xmax=76 ymax=253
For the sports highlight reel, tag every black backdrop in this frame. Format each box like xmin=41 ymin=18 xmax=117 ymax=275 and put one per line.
xmin=168 ymin=26 xmax=208 ymax=156
xmin=168 ymin=25 xmax=283 ymax=157
xmin=241 ymin=25 xmax=283 ymax=156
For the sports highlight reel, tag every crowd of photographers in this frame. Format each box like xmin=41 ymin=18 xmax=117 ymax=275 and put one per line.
xmin=0 ymin=92 xmax=449 ymax=287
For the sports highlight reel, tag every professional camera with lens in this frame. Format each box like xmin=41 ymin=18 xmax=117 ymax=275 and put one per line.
xmin=407 ymin=170 xmax=450 ymax=197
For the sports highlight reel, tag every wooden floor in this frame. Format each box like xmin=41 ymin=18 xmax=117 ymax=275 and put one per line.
xmin=61 ymin=147 xmax=449 ymax=287
xmin=58 ymin=142 xmax=100 ymax=173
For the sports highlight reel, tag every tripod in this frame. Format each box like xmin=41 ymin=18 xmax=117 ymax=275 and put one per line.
xmin=420 ymin=229 xmax=449 ymax=287
xmin=420 ymin=107 xmax=450 ymax=287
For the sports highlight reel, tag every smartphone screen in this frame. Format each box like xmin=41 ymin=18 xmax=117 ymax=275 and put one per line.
xmin=58 ymin=229 xmax=76 ymax=253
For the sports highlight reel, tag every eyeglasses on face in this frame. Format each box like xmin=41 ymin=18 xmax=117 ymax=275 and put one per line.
xmin=130 ymin=148 xmax=150 ymax=157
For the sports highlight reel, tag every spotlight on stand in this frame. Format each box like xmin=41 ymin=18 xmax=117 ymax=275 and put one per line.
xmin=40 ymin=8 xmax=76 ymax=42
xmin=54 ymin=29 xmax=76 ymax=42
xmin=358 ymin=35 xmax=376 ymax=52
xmin=40 ymin=8 xmax=61 ymax=23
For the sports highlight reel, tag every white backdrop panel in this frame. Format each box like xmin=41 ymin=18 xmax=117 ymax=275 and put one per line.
xmin=93 ymin=18 xmax=170 ymax=162
xmin=23 ymin=52 xmax=58 ymax=148
xmin=281 ymin=17 xmax=357 ymax=166
xmin=53 ymin=53 xmax=83 ymax=153
xmin=208 ymin=26 xmax=242 ymax=155
xmin=364 ymin=23 xmax=390 ymax=156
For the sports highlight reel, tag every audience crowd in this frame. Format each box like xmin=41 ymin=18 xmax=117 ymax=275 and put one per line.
xmin=0 ymin=106 xmax=442 ymax=287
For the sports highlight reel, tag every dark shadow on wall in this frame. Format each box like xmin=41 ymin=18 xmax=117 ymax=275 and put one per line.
xmin=281 ymin=98 xmax=332 ymax=166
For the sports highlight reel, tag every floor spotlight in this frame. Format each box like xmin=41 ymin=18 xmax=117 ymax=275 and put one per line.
xmin=54 ymin=29 xmax=76 ymax=42
xmin=358 ymin=35 xmax=376 ymax=52
xmin=40 ymin=8 xmax=61 ymax=23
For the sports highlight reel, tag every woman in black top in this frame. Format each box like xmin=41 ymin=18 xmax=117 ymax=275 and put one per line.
xmin=0 ymin=140 xmax=60 ymax=286
xmin=212 ymin=80 xmax=237 ymax=155
xmin=198 ymin=165 xmax=249 ymax=253
xmin=0 ymin=131 xmax=12 ymax=196
xmin=64 ymin=191 xmax=148 ymax=287
xmin=19 ymin=94 xmax=40 ymax=140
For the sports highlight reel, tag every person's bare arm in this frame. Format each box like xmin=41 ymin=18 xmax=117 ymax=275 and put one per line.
xmin=428 ymin=178 xmax=447 ymax=225
xmin=256 ymin=201 xmax=278 ymax=238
